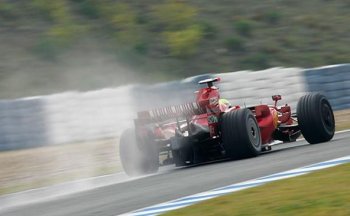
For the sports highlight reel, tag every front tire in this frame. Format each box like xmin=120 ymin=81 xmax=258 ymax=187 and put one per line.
xmin=297 ymin=93 xmax=335 ymax=144
xmin=119 ymin=128 xmax=159 ymax=176
xmin=221 ymin=109 xmax=262 ymax=159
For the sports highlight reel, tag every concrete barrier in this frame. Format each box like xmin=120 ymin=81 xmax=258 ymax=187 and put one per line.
xmin=217 ymin=67 xmax=305 ymax=111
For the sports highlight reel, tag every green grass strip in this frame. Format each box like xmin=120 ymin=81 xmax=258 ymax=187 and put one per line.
xmin=164 ymin=163 xmax=350 ymax=216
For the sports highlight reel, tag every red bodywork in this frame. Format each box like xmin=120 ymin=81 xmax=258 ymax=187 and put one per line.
xmin=185 ymin=78 xmax=292 ymax=145
xmin=136 ymin=77 xmax=295 ymax=148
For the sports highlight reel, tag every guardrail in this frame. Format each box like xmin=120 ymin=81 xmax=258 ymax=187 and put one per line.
xmin=0 ymin=64 xmax=349 ymax=150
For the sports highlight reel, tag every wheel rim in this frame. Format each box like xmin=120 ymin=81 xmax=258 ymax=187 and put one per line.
xmin=247 ymin=117 xmax=261 ymax=148
xmin=321 ymin=101 xmax=334 ymax=132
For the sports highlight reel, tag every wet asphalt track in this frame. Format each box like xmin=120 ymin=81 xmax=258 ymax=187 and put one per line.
xmin=1 ymin=131 xmax=350 ymax=216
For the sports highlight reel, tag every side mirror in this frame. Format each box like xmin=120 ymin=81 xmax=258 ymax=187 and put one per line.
xmin=272 ymin=95 xmax=282 ymax=101
xmin=272 ymin=95 xmax=282 ymax=107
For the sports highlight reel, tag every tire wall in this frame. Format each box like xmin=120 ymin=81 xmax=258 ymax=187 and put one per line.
xmin=0 ymin=64 xmax=349 ymax=150
xmin=303 ymin=64 xmax=350 ymax=110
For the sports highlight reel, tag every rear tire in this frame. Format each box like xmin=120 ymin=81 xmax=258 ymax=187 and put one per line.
xmin=119 ymin=128 xmax=159 ymax=176
xmin=297 ymin=93 xmax=335 ymax=144
xmin=221 ymin=109 xmax=262 ymax=159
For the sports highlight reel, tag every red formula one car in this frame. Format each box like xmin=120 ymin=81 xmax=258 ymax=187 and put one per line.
xmin=120 ymin=78 xmax=335 ymax=176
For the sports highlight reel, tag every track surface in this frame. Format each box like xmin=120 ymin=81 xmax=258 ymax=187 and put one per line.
xmin=1 ymin=132 xmax=350 ymax=216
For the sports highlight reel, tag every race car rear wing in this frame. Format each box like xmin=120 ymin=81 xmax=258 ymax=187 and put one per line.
xmin=136 ymin=102 xmax=206 ymax=124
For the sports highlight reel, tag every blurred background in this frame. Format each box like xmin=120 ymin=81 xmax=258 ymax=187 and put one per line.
xmin=0 ymin=0 xmax=349 ymax=197
xmin=1 ymin=0 xmax=349 ymax=98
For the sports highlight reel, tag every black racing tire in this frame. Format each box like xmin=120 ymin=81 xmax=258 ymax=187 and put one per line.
xmin=119 ymin=128 xmax=159 ymax=176
xmin=220 ymin=109 xmax=262 ymax=159
xmin=297 ymin=93 xmax=335 ymax=144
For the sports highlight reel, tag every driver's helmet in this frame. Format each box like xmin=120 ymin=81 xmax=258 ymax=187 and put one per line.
xmin=219 ymin=98 xmax=231 ymax=110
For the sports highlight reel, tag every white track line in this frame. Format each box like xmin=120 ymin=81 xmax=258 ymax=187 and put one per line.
xmin=122 ymin=155 xmax=350 ymax=216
